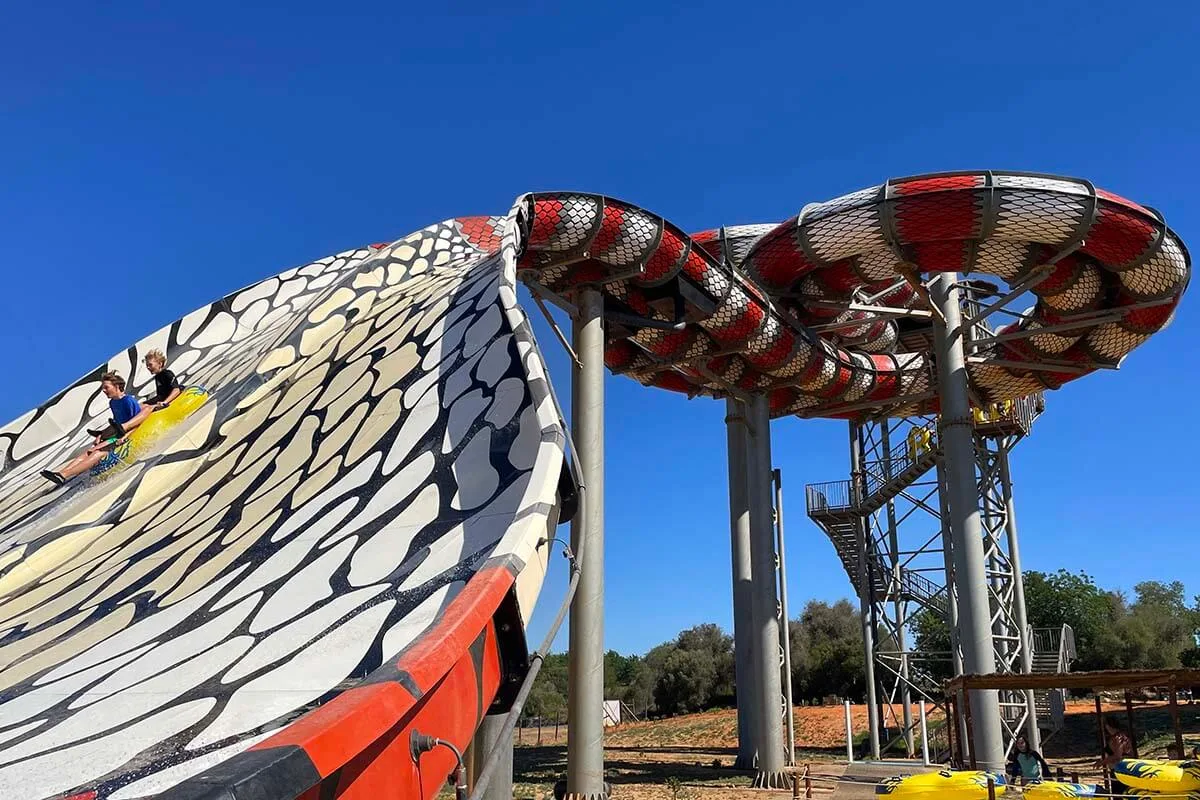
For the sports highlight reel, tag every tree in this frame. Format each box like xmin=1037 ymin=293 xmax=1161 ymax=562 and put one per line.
xmin=789 ymin=600 xmax=865 ymax=702
xmin=1116 ymin=581 xmax=1197 ymax=669
xmin=1024 ymin=569 xmax=1125 ymax=671
xmin=910 ymin=608 xmax=953 ymax=683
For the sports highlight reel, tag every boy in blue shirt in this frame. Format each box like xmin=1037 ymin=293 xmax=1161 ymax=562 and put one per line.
xmin=42 ymin=372 xmax=142 ymax=486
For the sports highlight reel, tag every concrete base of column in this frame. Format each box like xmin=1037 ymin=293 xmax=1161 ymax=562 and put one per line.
xmin=752 ymin=770 xmax=793 ymax=790
xmin=733 ymin=754 xmax=757 ymax=770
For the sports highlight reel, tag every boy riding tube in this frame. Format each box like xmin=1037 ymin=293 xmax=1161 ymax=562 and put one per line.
xmin=87 ymin=349 xmax=180 ymax=440
xmin=41 ymin=372 xmax=142 ymax=486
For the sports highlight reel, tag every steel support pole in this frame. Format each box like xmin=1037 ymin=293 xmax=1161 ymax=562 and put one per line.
xmin=566 ymin=287 xmax=606 ymax=799
xmin=880 ymin=424 xmax=914 ymax=757
xmin=998 ymin=441 xmax=1041 ymax=751
xmin=930 ymin=272 xmax=1005 ymax=771
xmin=937 ymin=460 xmax=968 ymax=764
xmin=470 ymin=714 xmax=513 ymax=800
xmin=936 ymin=461 xmax=964 ymax=677
xmin=747 ymin=395 xmax=788 ymax=788
xmin=774 ymin=467 xmax=796 ymax=766
xmin=725 ymin=398 xmax=759 ymax=770
xmin=849 ymin=422 xmax=881 ymax=760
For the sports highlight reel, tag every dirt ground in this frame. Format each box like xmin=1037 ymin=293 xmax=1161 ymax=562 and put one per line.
xmin=454 ymin=699 xmax=1200 ymax=799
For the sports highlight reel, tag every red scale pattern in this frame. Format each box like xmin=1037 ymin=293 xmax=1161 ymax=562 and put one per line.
xmin=745 ymin=329 xmax=798 ymax=371
xmin=1082 ymin=203 xmax=1157 ymax=268
xmin=894 ymin=188 xmax=981 ymax=247
xmin=591 ymin=205 xmax=626 ymax=254
xmin=509 ymin=175 xmax=1186 ymax=421
xmin=530 ymin=199 xmax=563 ymax=247
xmin=641 ymin=230 xmax=686 ymax=283
xmin=866 ymin=356 xmax=899 ymax=401
xmin=456 ymin=216 xmax=503 ymax=252
xmin=815 ymin=261 xmax=861 ymax=293
xmin=1121 ymin=292 xmax=1179 ymax=333
xmin=894 ymin=174 xmax=984 ymax=194
xmin=709 ymin=300 xmax=765 ymax=344
xmin=744 ymin=224 xmax=816 ymax=290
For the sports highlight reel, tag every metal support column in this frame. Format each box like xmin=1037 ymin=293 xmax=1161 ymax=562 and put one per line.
xmin=930 ymin=272 xmax=1004 ymax=771
xmin=849 ymin=421 xmax=881 ymax=761
xmin=774 ymin=467 xmax=796 ymax=766
xmin=880 ymin=423 xmax=914 ymax=757
xmin=725 ymin=398 xmax=759 ymax=770
xmin=747 ymin=395 xmax=789 ymax=788
xmin=999 ymin=441 xmax=1040 ymax=750
xmin=470 ymin=714 xmax=513 ymax=800
xmin=566 ymin=287 xmax=606 ymax=799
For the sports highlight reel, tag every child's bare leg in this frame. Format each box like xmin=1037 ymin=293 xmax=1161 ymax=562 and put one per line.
xmin=58 ymin=449 xmax=107 ymax=479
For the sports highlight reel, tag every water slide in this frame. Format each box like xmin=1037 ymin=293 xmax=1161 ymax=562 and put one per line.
xmin=0 ymin=173 xmax=1188 ymax=799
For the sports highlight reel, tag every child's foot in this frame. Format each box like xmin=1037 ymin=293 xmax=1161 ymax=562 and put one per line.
xmin=87 ymin=419 xmax=124 ymax=439
xmin=40 ymin=470 xmax=65 ymax=487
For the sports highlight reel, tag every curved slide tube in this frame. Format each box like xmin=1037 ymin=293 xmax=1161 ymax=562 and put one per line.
xmin=0 ymin=171 xmax=1187 ymax=799
xmin=0 ymin=213 xmax=570 ymax=799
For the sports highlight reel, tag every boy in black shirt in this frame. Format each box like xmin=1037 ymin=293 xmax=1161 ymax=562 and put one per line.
xmin=88 ymin=349 xmax=183 ymax=439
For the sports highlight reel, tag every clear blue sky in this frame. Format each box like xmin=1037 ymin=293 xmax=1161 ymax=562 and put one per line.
xmin=3 ymin=1 xmax=1198 ymax=656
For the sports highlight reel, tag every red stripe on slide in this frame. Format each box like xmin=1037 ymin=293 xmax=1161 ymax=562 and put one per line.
xmin=591 ymin=204 xmax=626 ymax=254
xmin=894 ymin=175 xmax=983 ymax=194
xmin=530 ymin=199 xmax=564 ymax=247
xmin=895 ymin=190 xmax=980 ymax=246
xmin=641 ymin=230 xmax=686 ymax=283
xmin=254 ymin=564 xmax=516 ymax=780
xmin=1082 ymin=202 xmax=1156 ymax=268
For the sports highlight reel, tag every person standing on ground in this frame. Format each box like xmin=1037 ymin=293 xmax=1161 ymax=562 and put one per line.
xmin=1095 ymin=717 xmax=1135 ymax=794
xmin=1006 ymin=734 xmax=1051 ymax=785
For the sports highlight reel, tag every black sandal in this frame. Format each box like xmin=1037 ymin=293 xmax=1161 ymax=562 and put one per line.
xmin=87 ymin=419 xmax=125 ymax=439
xmin=41 ymin=470 xmax=65 ymax=487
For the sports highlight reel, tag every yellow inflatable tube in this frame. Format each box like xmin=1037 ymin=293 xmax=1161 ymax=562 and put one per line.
xmin=876 ymin=770 xmax=1006 ymax=798
xmin=92 ymin=387 xmax=210 ymax=477
xmin=1023 ymin=781 xmax=1098 ymax=798
xmin=1114 ymin=759 xmax=1200 ymax=793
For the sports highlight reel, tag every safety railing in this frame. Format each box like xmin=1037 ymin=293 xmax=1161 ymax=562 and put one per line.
xmin=805 ymin=480 xmax=853 ymax=515
xmin=861 ymin=427 xmax=938 ymax=498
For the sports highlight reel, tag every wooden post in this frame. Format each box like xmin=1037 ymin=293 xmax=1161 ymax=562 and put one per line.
xmin=1124 ymin=691 xmax=1139 ymax=758
xmin=1096 ymin=693 xmax=1109 ymax=793
xmin=963 ymin=688 xmax=977 ymax=770
xmin=537 ymin=718 xmax=543 ymax=746
xmin=1170 ymin=681 xmax=1185 ymax=757
xmin=946 ymin=694 xmax=958 ymax=766
xmin=986 ymin=775 xmax=996 ymax=800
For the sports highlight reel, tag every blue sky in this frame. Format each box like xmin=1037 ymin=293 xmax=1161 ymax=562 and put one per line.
xmin=2 ymin=1 xmax=1198 ymax=655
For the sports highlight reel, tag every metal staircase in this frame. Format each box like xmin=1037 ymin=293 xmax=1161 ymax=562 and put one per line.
xmin=806 ymin=494 xmax=946 ymax=615
xmin=805 ymin=432 xmax=944 ymax=615
xmin=1029 ymin=625 xmax=1076 ymax=736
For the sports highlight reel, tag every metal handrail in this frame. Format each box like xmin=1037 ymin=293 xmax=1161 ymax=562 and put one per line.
xmin=805 ymin=480 xmax=853 ymax=514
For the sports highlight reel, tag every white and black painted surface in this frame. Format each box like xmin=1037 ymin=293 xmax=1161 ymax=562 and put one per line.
xmin=0 ymin=215 xmax=567 ymax=799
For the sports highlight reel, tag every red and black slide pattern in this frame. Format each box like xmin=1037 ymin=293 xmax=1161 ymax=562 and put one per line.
xmin=510 ymin=171 xmax=1189 ymax=417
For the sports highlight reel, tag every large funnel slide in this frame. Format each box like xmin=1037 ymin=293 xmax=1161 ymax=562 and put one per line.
xmin=0 ymin=172 xmax=1189 ymax=799
xmin=0 ymin=212 xmax=571 ymax=799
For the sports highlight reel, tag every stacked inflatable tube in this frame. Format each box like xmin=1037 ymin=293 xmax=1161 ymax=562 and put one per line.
xmin=876 ymin=769 xmax=1006 ymax=798
xmin=1115 ymin=759 xmax=1200 ymax=794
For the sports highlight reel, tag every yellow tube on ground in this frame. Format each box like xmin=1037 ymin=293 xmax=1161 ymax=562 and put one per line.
xmin=1114 ymin=759 xmax=1200 ymax=793
xmin=1023 ymin=781 xmax=1099 ymax=798
xmin=876 ymin=770 xmax=1006 ymax=799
